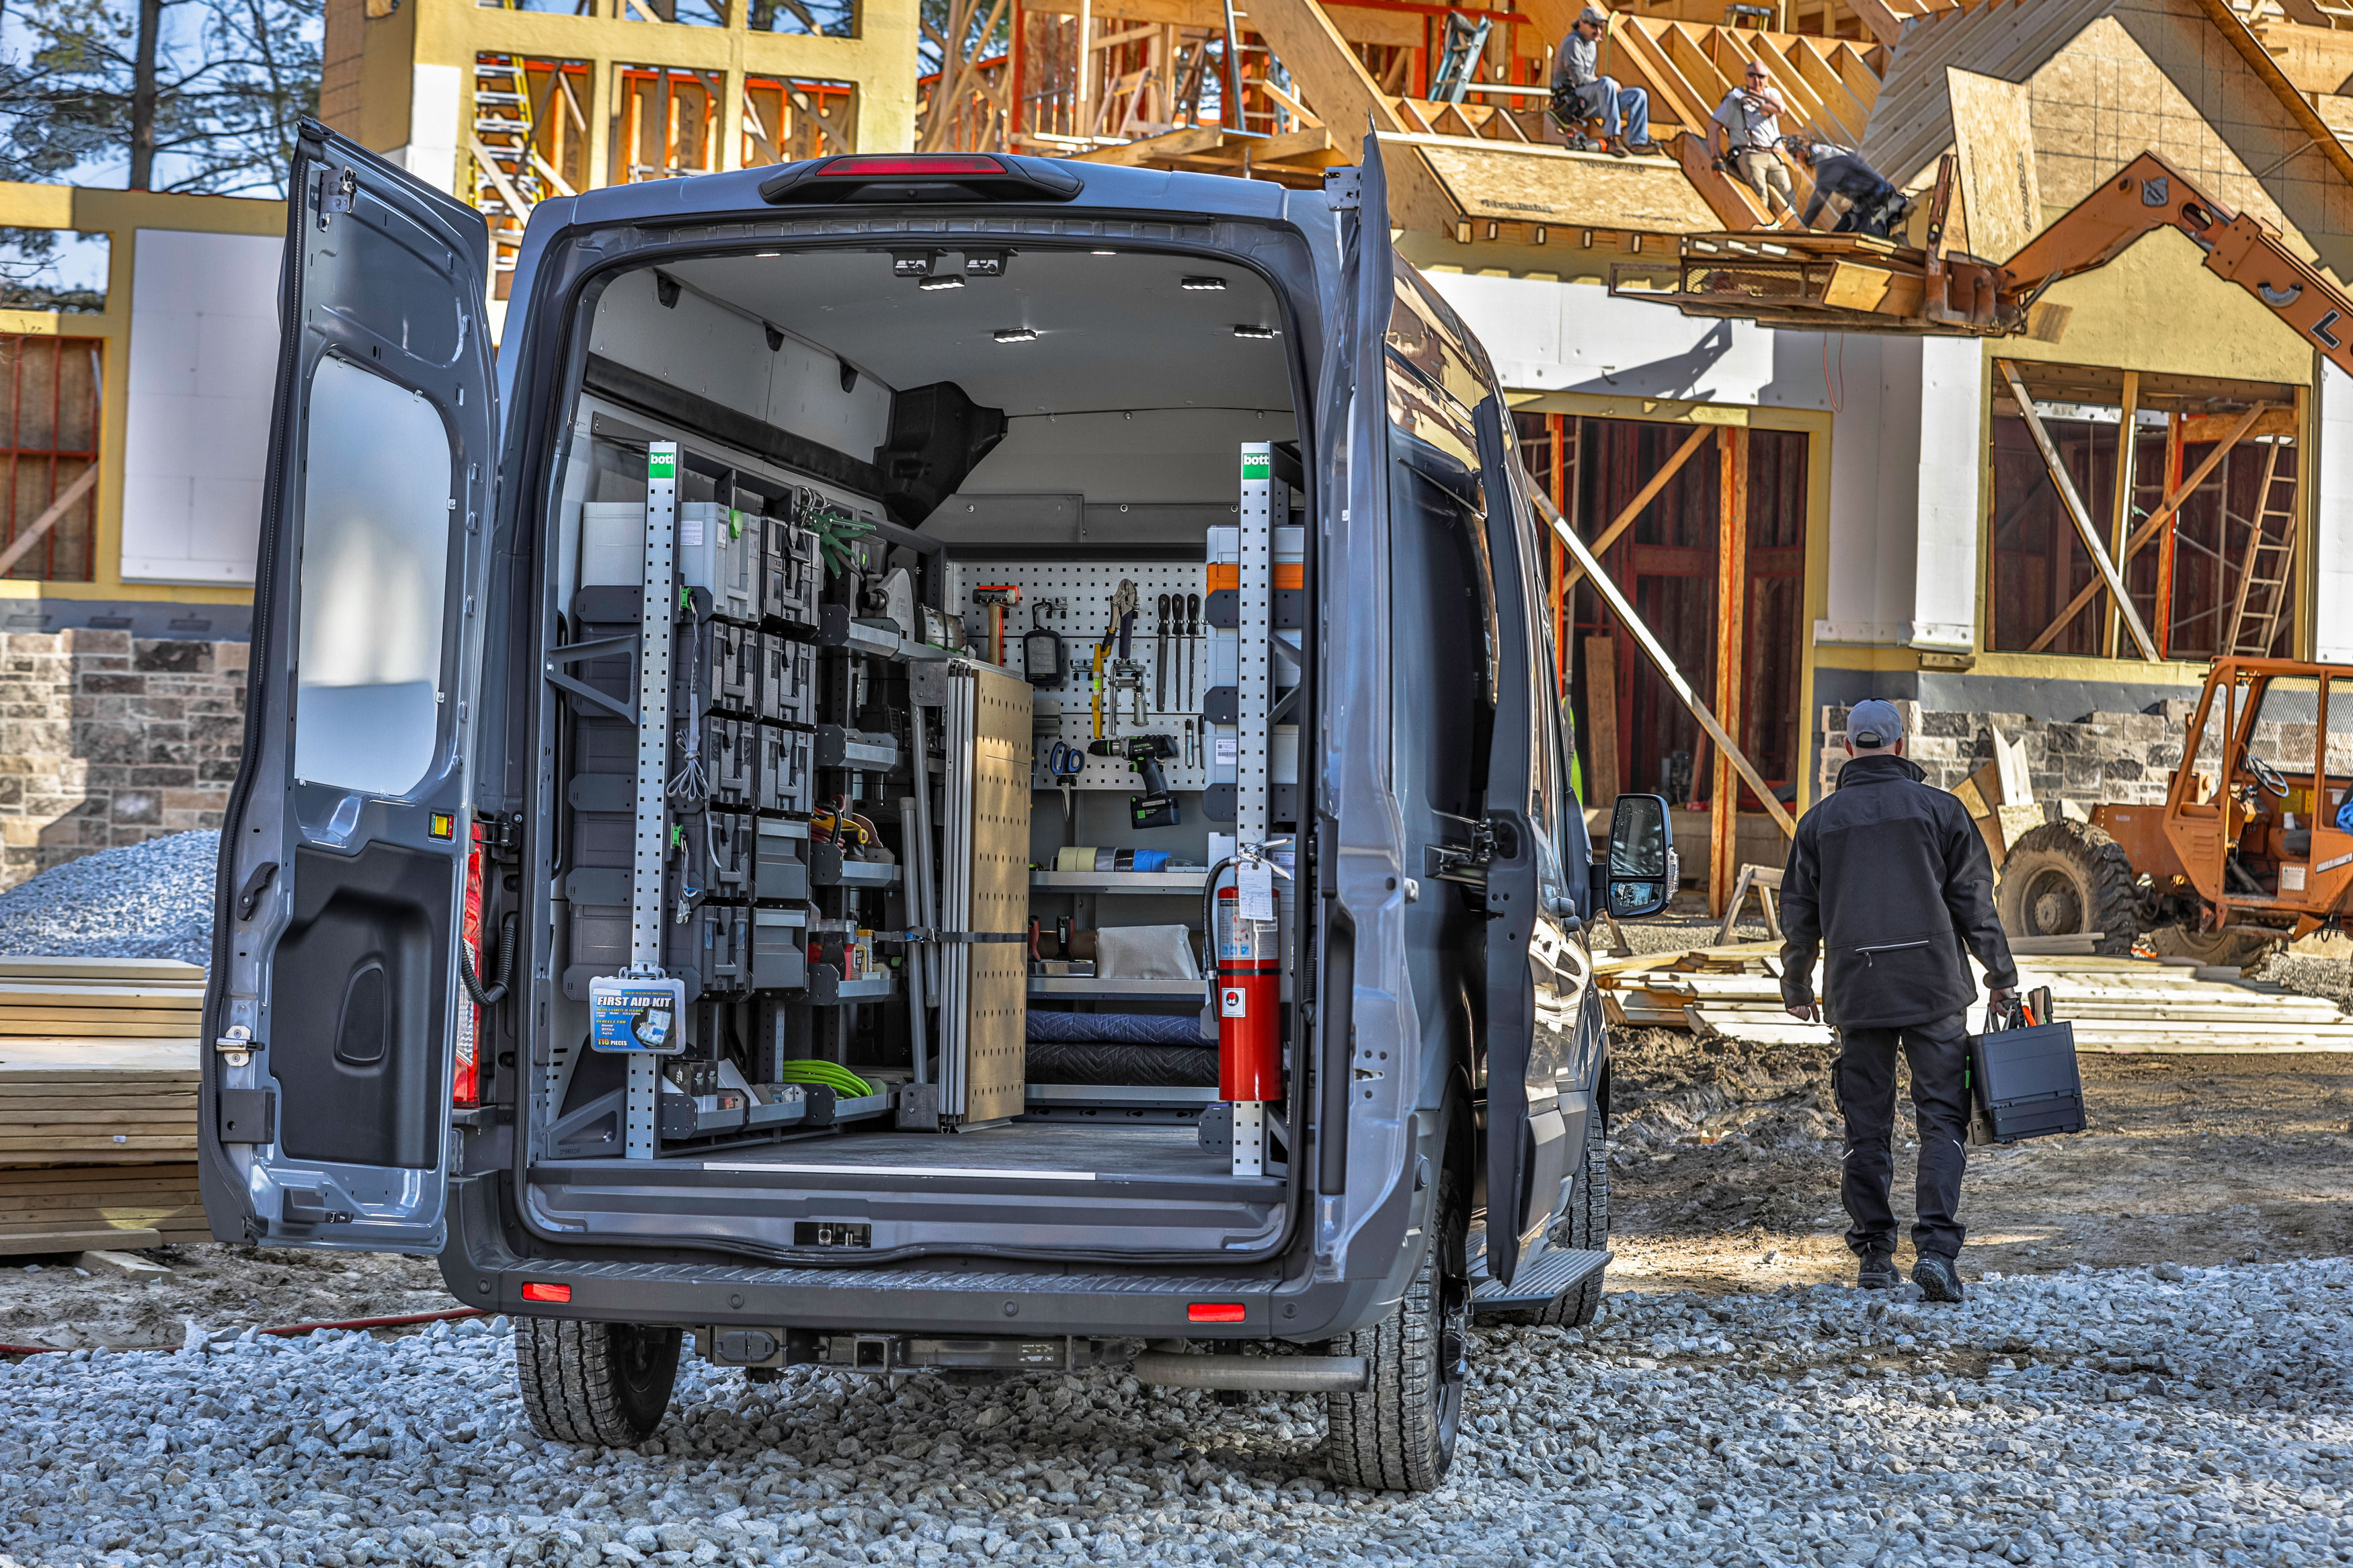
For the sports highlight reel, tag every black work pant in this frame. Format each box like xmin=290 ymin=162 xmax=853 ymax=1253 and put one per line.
xmin=1835 ymin=1012 xmax=1970 ymax=1260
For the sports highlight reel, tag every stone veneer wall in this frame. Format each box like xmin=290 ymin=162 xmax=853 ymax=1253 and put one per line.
xmin=1818 ymin=699 xmax=2205 ymax=805
xmin=0 ymin=631 xmax=249 ymax=888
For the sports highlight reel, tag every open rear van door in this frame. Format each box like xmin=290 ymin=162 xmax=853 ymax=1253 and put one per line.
xmin=200 ymin=122 xmax=497 ymax=1250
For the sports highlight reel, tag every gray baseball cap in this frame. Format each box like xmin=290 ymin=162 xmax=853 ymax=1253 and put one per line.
xmin=1579 ymin=5 xmax=1611 ymax=24
xmin=1846 ymin=699 xmax=1904 ymax=749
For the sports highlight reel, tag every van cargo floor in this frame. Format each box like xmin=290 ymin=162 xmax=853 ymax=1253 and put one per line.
xmin=696 ymin=1122 xmax=1236 ymax=1182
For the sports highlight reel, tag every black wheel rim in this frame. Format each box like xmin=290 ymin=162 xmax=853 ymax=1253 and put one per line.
xmin=2022 ymin=867 xmax=2083 ymax=935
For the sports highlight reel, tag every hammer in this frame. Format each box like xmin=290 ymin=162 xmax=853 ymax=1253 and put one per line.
xmin=973 ymin=585 xmax=1020 ymax=666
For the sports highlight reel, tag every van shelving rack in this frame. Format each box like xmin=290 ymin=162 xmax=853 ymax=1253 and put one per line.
xmin=552 ymin=438 xmax=952 ymax=1161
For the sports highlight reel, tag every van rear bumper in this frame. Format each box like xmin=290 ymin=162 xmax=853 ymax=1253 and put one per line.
xmin=438 ymin=1173 xmax=1400 ymax=1342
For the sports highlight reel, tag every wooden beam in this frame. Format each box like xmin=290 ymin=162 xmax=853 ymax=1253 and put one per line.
xmin=0 ymin=464 xmax=99 ymax=579
xmin=1710 ymin=426 xmax=1751 ymax=917
xmin=2106 ymin=369 xmax=2139 ymax=659
xmin=1560 ymin=424 xmax=1712 ymax=595
xmin=2024 ymin=400 xmax=2270 ymax=654
xmin=1527 ymin=467 xmax=1794 ymax=837
xmin=1997 ymin=360 xmax=2160 ymax=661
xmin=1584 ymin=633 xmax=1620 ymax=808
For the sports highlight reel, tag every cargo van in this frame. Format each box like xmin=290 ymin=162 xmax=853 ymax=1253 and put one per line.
xmin=201 ymin=120 xmax=1677 ymax=1492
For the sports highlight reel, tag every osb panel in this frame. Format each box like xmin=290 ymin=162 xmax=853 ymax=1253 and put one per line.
xmin=1417 ymin=147 xmax=1721 ymax=229
xmin=1948 ymin=67 xmax=2042 ymax=263
xmin=1995 ymin=224 xmax=2317 ymax=384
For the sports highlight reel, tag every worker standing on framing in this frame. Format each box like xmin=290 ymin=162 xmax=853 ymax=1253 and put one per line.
xmin=1549 ymin=7 xmax=1655 ymax=158
xmin=1779 ymin=700 xmax=2018 ymax=1304
xmin=1708 ymin=63 xmax=1797 ymax=222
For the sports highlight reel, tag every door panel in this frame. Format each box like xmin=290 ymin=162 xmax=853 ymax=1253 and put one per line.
xmin=1473 ymin=397 xmax=1583 ymax=1284
xmin=272 ymin=843 xmax=454 ymax=1169
xmin=200 ymin=122 xmax=496 ymax=1251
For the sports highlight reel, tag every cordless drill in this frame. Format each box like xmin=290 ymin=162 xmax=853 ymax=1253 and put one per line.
xmin=1088 ymin=734 xmax=1181 ymax=829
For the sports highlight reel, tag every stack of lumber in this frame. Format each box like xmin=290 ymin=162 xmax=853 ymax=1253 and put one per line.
xmin=0 ymin=957 xmax=206 ymax=1255
xmin=1598 ymin=942 xmax=2353 ymax=1053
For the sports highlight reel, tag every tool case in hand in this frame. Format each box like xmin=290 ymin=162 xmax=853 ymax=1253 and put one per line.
xmin=1966 ymin=991 xmax=2086 ymax=1145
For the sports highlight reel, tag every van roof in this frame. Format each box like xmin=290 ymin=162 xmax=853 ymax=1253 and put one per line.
xmin=547 ymin=155 xmax=1316 ymax=233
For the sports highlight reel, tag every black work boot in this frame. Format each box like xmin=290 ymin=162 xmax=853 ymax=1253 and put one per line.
xmin=1856 ymin=1252 xmax=1899 ymax=1290
xmin=1913 ymin=1253 xmax=1965 ymax=1303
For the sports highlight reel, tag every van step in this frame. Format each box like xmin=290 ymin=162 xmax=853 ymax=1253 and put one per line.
xmin=1469 ymin=1246 xmax=1611 ymax=1310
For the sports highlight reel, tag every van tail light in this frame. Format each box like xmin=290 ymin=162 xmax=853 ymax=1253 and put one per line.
xmin=1187 ymin=1303 xmax=1247 ymax=1323
xmin=520 ymin=1282 xmax=571 ymax=1304
xmin=453 ymin=827 xmax=483 ymax=1109
xmin=759 ymin=153 xmax=1082 ymax=206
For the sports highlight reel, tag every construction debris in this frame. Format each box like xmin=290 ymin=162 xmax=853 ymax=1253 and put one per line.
xmin=1599 ymin=943 xmax=2353 ymax=1053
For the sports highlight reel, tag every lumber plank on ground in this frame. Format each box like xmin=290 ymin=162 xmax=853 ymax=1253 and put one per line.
xmin=0 ymin=1226 xmax=167 ymax=1256
xmin=0 ymin=957 xmax=204 ymax=985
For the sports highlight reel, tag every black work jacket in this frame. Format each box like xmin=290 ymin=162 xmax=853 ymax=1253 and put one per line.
xmin=1780 ymin=752 xmax=2018 ymax=1029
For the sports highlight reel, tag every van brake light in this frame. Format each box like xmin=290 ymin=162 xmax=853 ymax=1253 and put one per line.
xmin=760 ymin=153 xmax=1082 ymax=206
xmin=1187 ymin=1303 xmax=1247 ymax=1323
xmin=520 ymin=1282 xmax=571 ymax=1304
xmin=453 ymin=827 xmax=483 ymax=1108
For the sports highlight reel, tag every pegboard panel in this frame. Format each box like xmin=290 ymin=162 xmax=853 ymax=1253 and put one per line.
xmin=946 ymin=560 xmax=1211 ymax=792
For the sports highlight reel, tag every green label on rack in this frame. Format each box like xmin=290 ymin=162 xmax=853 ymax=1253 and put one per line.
xmin=1242 ymin=453 xmax=1270 ymax=480
xmin=649 ymin=452 xmax=676 ymax=479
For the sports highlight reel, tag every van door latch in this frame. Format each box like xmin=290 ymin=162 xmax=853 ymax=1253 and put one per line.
xmin=1424 ymin=813 xmax=1493 ymax=888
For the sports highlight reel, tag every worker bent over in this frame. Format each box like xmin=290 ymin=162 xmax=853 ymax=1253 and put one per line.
xmin=1780 ymin=699 xmax=2017 ymax=1303
xmin=1550 ymin=7 xmax=1654 ymax=157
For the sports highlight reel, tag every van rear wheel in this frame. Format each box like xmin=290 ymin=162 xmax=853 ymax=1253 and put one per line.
xmin=516 ymin=1317 xmax=681 ymax=1447
xmin=1324 ymin=1169 xmax=1466 ymax=1492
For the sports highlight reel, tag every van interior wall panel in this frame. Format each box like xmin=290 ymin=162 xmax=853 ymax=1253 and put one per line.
xmin=268 ymin=841 xmax=451 ymax=1169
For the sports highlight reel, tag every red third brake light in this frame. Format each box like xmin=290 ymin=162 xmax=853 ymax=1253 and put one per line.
xmin=521 ymin=1282 xmax=571 ymax=1304
xmin=817 ymin=155 xmax=1006 ymax=178
xmin=1187 ymin=1303 xmax=1247 ymax=1323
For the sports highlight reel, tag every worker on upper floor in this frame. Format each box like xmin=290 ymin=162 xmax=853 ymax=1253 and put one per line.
xmin=1784 ymin=138 xmax=1914 ymax=237
xmin=1549 ymin=6 xmax=1656 ymax=159
xmin=1708 ymin=61 xmax=1797 ymax=222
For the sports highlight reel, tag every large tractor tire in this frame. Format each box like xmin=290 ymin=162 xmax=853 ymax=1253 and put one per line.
xmin=1996 ymin=820 xmax=2139 ymax=958
xmin=2149 ymin=923 xmax=2280 ymax=970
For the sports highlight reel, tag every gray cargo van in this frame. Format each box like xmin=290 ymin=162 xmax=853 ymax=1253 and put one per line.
xmin=201 ymin=120 xmax=1677 ymax=1491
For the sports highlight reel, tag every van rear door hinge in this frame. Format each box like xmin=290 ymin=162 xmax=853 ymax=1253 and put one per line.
xmin=1324 ymin=167 xmax=1363 ymax=211
xmin=1424 ymin=812 xmax=1493 ymax=889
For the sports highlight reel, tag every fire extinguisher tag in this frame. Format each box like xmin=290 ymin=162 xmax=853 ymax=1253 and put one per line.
xmin=1221 ymin=986 xmax=1248 ymax=1018
xmin=1237 ymin=862 xmax=1276 ymax=923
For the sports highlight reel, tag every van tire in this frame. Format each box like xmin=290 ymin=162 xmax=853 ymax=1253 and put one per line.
xmin=516 ymin=1317 xmax=681 ymax=1448
xmin=1497 ymin=1100 xmax=1609 ymax=1329
xmin=1323 ymin=1169 xmax=1466 ymax=1492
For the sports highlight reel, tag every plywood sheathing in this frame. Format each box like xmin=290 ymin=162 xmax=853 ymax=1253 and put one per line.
xmin=1946 ymin=66 xmax=2042 ymax=261
xmin=1865 ymin=0 xmax=2353 ymax=285
xmin=1417 ymin=143 xmax=1725 ymax=227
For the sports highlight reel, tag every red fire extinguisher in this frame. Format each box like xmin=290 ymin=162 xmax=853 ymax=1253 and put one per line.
xmin=1216 ymin=883 xmax=1281 ymax=1103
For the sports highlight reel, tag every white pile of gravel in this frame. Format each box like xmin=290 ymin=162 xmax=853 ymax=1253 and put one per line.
xmin=4 ymin=1260 xmax=2350 ymax=1566
xmin=0 ymin=830 xmax=218 ymax=966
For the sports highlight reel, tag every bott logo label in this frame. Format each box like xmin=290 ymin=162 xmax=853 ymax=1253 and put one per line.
xmin=1222 ymin=987 xmax=1248 ymax=1018
xmin=1242 ymin=454 xmax=1270 ymax=479
xmin=649 ymin=454 xmax=676 ymax=479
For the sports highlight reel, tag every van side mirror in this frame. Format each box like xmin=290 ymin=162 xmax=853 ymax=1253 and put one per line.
xmin=1605 ymin=793 xmax=1676 ymax=919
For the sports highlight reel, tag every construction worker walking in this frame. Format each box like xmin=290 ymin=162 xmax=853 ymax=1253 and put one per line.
xmin=1779 ymin=700 xmax=2018 ymax=1303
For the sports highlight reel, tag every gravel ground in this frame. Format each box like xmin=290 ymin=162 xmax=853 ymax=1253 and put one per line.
xmin=0 ymin=831 xmax=218 ymax=966
xmin=3 ymin=1262 xmax=2350 ymax=1567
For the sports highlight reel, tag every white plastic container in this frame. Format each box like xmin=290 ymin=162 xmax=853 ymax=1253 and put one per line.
xmin=581 ymin=499 xmax=760 ymax=623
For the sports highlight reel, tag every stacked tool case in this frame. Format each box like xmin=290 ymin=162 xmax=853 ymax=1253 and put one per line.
xmin=555 ymin=484 xmax=848 ymax=1150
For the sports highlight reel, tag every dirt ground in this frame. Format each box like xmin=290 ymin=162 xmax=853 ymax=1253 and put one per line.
xmin=1605 ymin=1028 xmax=2353 ymax=1294
xmin=0 ymin=1241 xmax=452 ymax=1353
